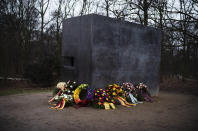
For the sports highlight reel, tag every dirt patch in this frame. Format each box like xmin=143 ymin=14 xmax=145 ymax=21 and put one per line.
xmin=160 ymin=77 xmax=198 ymax=96
xmin=0 ymin=90 xmax=198 ymax=131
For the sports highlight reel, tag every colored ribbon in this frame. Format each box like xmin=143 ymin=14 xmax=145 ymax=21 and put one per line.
xmin=49 ymin=98 xmax=67 ymax=110
xmin=48 ymin=90 xmax=62 ymax=103
xmin=129 ymin=93 xmax=139 ymax=104
xmin=117 ymin=97 xmax=136 ymax=106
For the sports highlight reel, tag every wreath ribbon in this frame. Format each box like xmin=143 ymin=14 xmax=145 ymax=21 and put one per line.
xmin=116 ymin=97 xmax=136 ymax=107
xmin=49 ymin=98 xmax=67 ymax=110
xmin=48 ymin=90 xmax=62 ymax=104
xmin=129 ymin=93 xmax=139 ymax=104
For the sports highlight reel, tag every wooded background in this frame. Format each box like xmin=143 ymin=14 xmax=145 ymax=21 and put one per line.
xmin=0 ymin=0 xmax=197 ymax=85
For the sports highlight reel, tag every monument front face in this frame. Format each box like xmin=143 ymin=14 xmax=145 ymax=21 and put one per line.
xmin=62 ymin=14 xmax=161 ymax=96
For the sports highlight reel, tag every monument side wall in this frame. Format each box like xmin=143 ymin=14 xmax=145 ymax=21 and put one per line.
xmin=91 ymin=15 xmax=120 ymax=88
xmin=118 ymin=20 xmax=161 ymax=96
xmin=91 ymin=15 xmax=161 ymax=96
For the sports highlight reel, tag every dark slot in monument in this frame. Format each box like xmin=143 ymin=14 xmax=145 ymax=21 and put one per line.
xmin=61 ymin=14 xmax=161 ymax=96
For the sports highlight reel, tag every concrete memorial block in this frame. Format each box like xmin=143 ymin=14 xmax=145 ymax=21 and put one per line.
xmin=62 ymin=14 xmax=161 ymax=96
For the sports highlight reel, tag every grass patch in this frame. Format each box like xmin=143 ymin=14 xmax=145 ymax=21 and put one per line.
xmin=0 ymin=88 xmax=52 ymax=96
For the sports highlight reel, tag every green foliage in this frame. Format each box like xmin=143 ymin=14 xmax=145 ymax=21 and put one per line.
xmin=136 ymin=93 xmax=145 ymax=101
xmin=126 ymin=96 xmax=132 ymax=103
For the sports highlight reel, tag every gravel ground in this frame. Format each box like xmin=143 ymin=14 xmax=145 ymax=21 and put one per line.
xmin=0 ymin=90 xmax=198 ymax=131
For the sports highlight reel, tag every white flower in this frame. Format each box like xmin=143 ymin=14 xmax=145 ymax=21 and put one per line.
xmin=63 ymin=94 xmax=68 ymax=99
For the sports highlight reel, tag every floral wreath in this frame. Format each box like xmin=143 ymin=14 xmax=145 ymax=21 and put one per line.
xmin=121 ymin=82 xmax=136 ymax=98
xmin=106 ymin=84 xmax=136 ymax=107
xmin=136 ymin=82 xmax=149 ymax=96
xmin=49 ymin=81 xmax=78 ymax=110
xmin=136 ymin=83 xmax=152 ymax=101
xmin=73 ymin=84 xmax=89 ymax=104
xmin=106 ymin=84 xmax=123 ymax=97
xmin=92 ymin=88 xmax=115 ymax=109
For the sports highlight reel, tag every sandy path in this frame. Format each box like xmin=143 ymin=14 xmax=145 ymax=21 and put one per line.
xmin=0 ymin=91 xmax=198 ymax=131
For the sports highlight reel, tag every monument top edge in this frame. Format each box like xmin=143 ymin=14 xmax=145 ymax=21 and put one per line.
xmin=63 ymin=14 xmax=162 ymax=33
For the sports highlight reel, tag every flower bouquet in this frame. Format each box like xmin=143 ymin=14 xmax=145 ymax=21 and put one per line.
xmin=136 ymin=83 xmax=152 ymax=102
xmin=49 ymin=81 xmax=78 ymax=109
xmin=92 ymin=88 xmax=115 ymax=109
xmin=106 ymin=84 xmax=136 ymax=107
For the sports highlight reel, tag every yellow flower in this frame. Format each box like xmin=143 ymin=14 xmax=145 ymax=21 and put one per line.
xmin=111 ymin=100 xmax=114 ymax=102
xmin=99 ymin=97 xmax=101 ymax=99
xmin=113 ymin=84 xmax=118 ymax=87
xmin=98 ymin=102 xmax=101 ymax=105
xmin=113 ymin=92 xmax=116 ymax=95
xmin=95 ymin=93 xmax=97 ymax=95
xmin=113 ymin=88 xmax=116 ymax=90
xmin=102 ymin=94 xmax=104 ymax=96
xmin=106 ymin=98 xmax=108 ymax=100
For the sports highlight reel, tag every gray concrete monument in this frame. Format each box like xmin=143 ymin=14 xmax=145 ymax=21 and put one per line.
xmin=62 ymin=14 xmax=161 ymax=96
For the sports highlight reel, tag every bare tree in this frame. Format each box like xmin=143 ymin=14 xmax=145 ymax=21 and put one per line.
xmin=80 ymin=0 xmax=87 ymax=16
xmin=126 ymin=0 xmax=153 ymax=25
xmin=0 ymin=0 xmax=39 ymax=77
xmin=38 ymin=0 xmax=50 ymax=42
xmin=104 ymin=0 xmax=113 ymax=17
xmin=63 ymin=0 xmax=78 ymax=18
xmin=52 ymin=0 xmax=63 ymax=58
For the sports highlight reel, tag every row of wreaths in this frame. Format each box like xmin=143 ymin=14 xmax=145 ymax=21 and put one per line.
xmin=48 ymin=80 xmax=152 ymax=110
